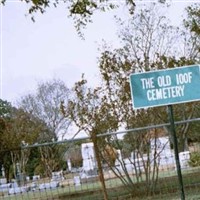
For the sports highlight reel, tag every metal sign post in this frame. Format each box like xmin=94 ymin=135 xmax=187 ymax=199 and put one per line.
xmin=167 ymin=105 xmax=185 ymax=200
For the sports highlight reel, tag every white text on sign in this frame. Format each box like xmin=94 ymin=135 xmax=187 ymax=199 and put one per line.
xmin=140 ymin=72 xmax=193 ymax=101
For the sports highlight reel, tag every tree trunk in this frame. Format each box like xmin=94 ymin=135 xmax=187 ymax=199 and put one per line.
xmin=92 ymin=133 xmax=108 ymax=200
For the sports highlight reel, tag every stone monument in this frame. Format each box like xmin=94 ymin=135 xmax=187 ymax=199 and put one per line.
xmin=80 ymin=142 xmax=97 ymax=179
xmin=150 ymin=136 xmax=175 ymax=166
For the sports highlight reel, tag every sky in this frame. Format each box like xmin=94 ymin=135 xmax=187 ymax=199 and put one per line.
xmin=0 ymin=0 xmax=194 ymax=105
xmin=1 ymin=0 xmax=121 ymax=104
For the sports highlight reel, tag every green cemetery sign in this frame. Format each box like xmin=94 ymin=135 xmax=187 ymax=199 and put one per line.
xmin=130 ymin=65 xmax=200 ymax=109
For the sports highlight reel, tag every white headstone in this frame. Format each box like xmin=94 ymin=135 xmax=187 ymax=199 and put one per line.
xmin=51 ymin=171 xmax=64 ymax=181
xmin=32 ymin=175 xmax=40 ymax=181
xmin=74 ymin=176 xmax=81 ymax=186
xmin=81 ymin=143 xmax=96 ymax=171
xmin=38 ymin=181 xmax=59 ymax=190
xmin=26 ymin=176 xmax=30 ymax=182
xmin=1 ymin=165 xmax=5 ymax=178
xmin=80 ymin=142 xmax=98 ymax=178
xmin=115 ymin=150 xmax=123 ymax=172
xmin=67 ymin=159 xmax=72 ymax=172
xmin=0 ymin=183 xmax=11 ymax=192
xmin=179 ymin=151 xmax=190 ymax=169
xmin=150 ymin=136 xmax=175 ymax=166
xmin=0 ymin=178 xmax=7 ymax=184
xmin=8 ymin=184 xmax=28 ymax=194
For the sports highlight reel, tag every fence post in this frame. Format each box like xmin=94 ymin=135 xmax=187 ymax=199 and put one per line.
xmin=92 ymin=132 xmax=108 ymax=200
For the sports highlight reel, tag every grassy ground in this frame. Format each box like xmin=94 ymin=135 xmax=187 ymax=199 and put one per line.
xmin=1 ymin=168 xmax=200 ymax=200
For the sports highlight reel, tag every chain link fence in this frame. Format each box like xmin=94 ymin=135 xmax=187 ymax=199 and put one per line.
xmin=0 ymin=119 xmax=200 ymax=200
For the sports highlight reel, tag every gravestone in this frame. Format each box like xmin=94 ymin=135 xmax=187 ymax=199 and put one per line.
xmin=67 ymin=159 xmax=72 ymax=172
xmin=32 ymin=175 xmax=40 ymax=181
xmin=0 ymin=178 xmax=6 ymax=185
xmin=16 ymin=163 xmax=25 ymax=186
xmin=0 ymin=182 xmax=11 ymax=192
xmin=116 ymin=136 xmax=176 ymax=174
xmin=115 ymin=150 xmax=123 ymax=172
xmin=1 ymin=165 xmax=5 ymax=178
xmin=26 ymin=176 xmax=30 ymax=182
xmin=150 ymin=136 xmax=175 ymax=166
xmin=51 ymin=171 xmax=64 ymax=181
xmin=38 ymin=181 xmax=59 ymax=190
xmin=115 ymin=150 xmax=146 ymax=174
xmin=179 ymin=151 xmax=190 ymax=169
xmin=80 ymin=143 xmax=97 ymax=179
xmin=8 ymin=185 xmax=28 ymax=195
xmin=74 ymin=176 xmax=81 ymax=186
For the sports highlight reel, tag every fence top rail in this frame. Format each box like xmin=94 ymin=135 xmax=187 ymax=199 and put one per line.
xmin=21 ymin=117 xmax=200 ymax=149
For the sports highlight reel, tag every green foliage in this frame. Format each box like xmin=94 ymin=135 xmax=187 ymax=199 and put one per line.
xmin=189 ymin=152 xmax=200 ymax=167
xmin=34 ymin=163 xmax=45 ymax=177
xmin=1 ymin=0 xmax=132 ymax=37
xmin=184 ymin=4 xmax=200 ymax=36
xmin=4 ymin=109 xmax=49 ymax=149
xmin=0 ymin=98 xmax=54 ymax=180
xmin=26 ymin=148 xmax=40 ymax=177
xmin=0 ymin=99 xmax=12 ymax=118
xmin=66 ymin=74 xmax=119 ymax=137
xmin=98 ymin=3 xmax=200 ymax=154
xmin=183 ymin=4 xmax=200 ymax=63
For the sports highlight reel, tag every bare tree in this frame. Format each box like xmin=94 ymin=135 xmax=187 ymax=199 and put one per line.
xmin=19 ymin=79 xmax=72 ymax=140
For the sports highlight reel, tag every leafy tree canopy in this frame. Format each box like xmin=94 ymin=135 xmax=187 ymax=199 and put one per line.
xmin=1 ymin=0 xmax=165 ymax=36
xmin=97 ymin=2 xmax=200 ymax=152
xmin=0 ymin=99 xmax=12 ymax=133
xmin=184 ymin=4 xmax=200 ymax=36
xmin=0 ymin=99 xmax=12 ymax=118
xmin=2 ymin=0 xmax=133 ymax=34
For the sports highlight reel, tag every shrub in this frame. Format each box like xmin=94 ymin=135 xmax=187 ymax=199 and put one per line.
xmin=189 ymin=152 xmax=200 ymax=167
